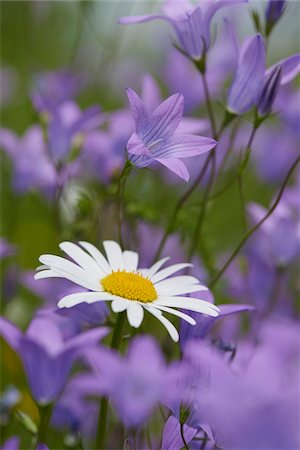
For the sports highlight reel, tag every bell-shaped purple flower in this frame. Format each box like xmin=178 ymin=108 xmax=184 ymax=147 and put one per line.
xmin=227 ymin=34 xmax=266 ymax=114
xmin=0 ymin=316 xmax=108 ymax=405
xmin=126 ymin=88 xmax=216 ymax=181
xmin=119 ymin=0 xmax=247 ymax=61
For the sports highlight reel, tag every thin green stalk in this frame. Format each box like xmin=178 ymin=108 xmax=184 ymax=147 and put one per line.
xmin=97 ymin=312 xmax=126 ymax=449
xmin=37 ymin=404 xmax=53 ymax=445
xmin=201 ymin=71 xmax=217 ymax=140
xmin=209 ymin=155 xmax=300 ymax=289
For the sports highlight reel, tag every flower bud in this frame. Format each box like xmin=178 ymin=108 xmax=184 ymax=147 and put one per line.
xmin=257 ymin=65 xmax=282 ymax=117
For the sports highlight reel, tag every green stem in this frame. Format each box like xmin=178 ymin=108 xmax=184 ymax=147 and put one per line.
xmin=37 ymin=404 xmax=53 ymax=444
xmin=96 ymin=312 xmax=126 ymax=449
xmin=209 ymin=155 xmax=300 ymax=289
xmin=201 ymin=72 xmax=217 ymax=140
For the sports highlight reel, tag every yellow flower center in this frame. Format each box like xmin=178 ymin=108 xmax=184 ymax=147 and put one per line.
xmin=101 ymin=270 xmax=157 ymax=303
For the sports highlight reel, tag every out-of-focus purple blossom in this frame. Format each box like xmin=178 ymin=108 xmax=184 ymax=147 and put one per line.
xmin=1 ymin=437 xmax=20 ymax=450
xmin=275 ymin=87 xmax=300 ymax=136
xmin=85 ymin=335 xmax=186 ymax=428
xmin=227 ymin=34 xmax=266 ymax=114
xmin=252 ymin=125 xmax=299 ymax=184
xmin=247 ymin=201 xmax=300 ymax=267
xmin=0 ymin=126 xmax=57 ymax=197
xmin=31 ymin=71 xmax=83 ymax=114
xmin=265 ymin=0 xmax=286 ymax=34
xmin=257 ymin=65 xmax=281 ymax=117
xmin=0 ymin=386 xmax=21 ymax=426
xmin=126 ymin=88 xmax=216 ymax=181
xmin=47 ymin=101 xmax=103 ymax=163
xmin=0 ymin=316 xmax=108 ymax=405
xmin=183 ymin=326 xmax=300 ymax=449
xmin=119 ymin=0 xmax=246 ymax=61
xmin=265 ymin=53 xmax=300 ymax=85
xmin=0 ymin=238 xmax=16 ymax=260
xmin=0 ymin=67 xmax=18 ymax=107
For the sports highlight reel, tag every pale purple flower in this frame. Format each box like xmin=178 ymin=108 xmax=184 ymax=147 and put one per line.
xmin=85 ymin=335 xmax=186 ymax=427
xmin=1 ymin=437 xmax=20 ymax=450
xmin=31 ymin=70 xmax=83 ymax=114
xmin=228 ymin=33 xmax=300 ymax=114
xmin=0 ymin=238 xmax=16 ymax=260
xmin=47 ymin=101 xmax=103 ymax=163
xmin=119 ymin=0 xmax=246 ymax=61
xmin=0 ymin=126 xmax=57 ymax=196
xmin=126 ymin=88 xmax=216 ymax=181
xmin=0 ymin=316 xmax=108 ymax=405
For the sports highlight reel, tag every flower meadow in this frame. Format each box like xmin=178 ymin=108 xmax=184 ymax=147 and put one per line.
xmin=0 ymin=0 xmax=299 ymax=449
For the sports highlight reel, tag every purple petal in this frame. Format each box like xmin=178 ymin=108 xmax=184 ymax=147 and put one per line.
xmin=174 ymin=8 xmax=204 ymax=59
xmin=64 ymin=326 xmax=108 ymax=352
xmin=142 ymin=93 xmax=184 ymax=143
xmin=227 ymin=34 xmax=265 ymax=114
xmin=1 ymin=437 xmax=20 ymax=450
xmin=20 ymin=338 xmax=76 ymax=404
xmin=161 ymin=415 xmax=198 ymax=450
xmin=126 ymin=88 xmax=147 ymax=133
xmin=266 ymin=54 xmax=300 ymax=85
xmin=127 ymin=132 xmax=153 ymax=158
xmin=26 ymin=317 xmax=64 ymax=356
xmin=155 ymin=157 xmax=190 ymax=181
xmin=152 ymin=134 xmax=216 ymax=159
xmin=177 ymin=117 xmax=209 ymax=134
xmin=219 ymin=304 xmax=256 ymax=316
xmin=0 ymin=128 xmax=18 ymax=157
xmin=118 ymin=14 xmax=170 ymax=25
xmin=0 ymin=317 xmax=22 ymax=352
xmin=203 ymin=0 xmax=248 ymax=47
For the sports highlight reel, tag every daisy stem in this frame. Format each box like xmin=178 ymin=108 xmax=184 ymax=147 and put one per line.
xmin=97 ymin=311 xmax=126 ymax=449
xmin=209 ymin=154 xmax=300 ymax=289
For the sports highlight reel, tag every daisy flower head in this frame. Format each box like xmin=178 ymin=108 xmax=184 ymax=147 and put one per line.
xmin=34 ymin=241 xmax=219 ymax=342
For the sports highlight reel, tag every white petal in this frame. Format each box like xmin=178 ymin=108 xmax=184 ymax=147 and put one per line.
xmin=156 ymin=275 xmax=201 ymax=286
xmin=103 ymin=240 xmax=124 ymax=271
xmin=123 ymin=250 xmax=139 ymax=272
xmin=127 ymin=303 xmax=144 ymax=328
xmin=151 ymin=263 xmax=192 ymax=283
xmin=145 ymin=306 xmax=179 ymax=342
xmin=58 ymin=291 xmax=115 ymax=308
xmin=146 ymin=257 xmax=170 ymax=277
xmin=156 ymin=284 xmax=206 ymax=296
xmin=154 ymin=296 xmax=220 ymax=317
xmin=39 ymin=254 xmax=100 ymax=291
xmin=79 ymin=241 xmax=111 ymax=274
xmin=59 ymin=242 xmax=105 ymax=278
xmin=34 ymin=269 xmax=64 ymax=280
xmin=111 ymin=298 xmax=131 ymax=313
xmin=151 ymin=304 xmax=196 ymax=325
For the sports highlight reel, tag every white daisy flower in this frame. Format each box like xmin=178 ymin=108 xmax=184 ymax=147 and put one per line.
xmin=34 ymin=240 xmax=219 ymax=342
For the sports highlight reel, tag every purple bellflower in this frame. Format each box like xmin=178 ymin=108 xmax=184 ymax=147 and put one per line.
xmin=31 ymin=70 xmax=83 ymax=114
xmin=227 ymin=33 xmax=300 ymax=114
xmin=0 ymin=316 xmax=108 ymax=405
xmin=119 ymin=0 xmax=247 ymax=61
xmin=47 ymin=101 xmax=103 ymax=163
xmin=0 ymin=238 xmax=16 ymax=260
xmin=126 ymin=88 xmax=216 ymax=181
xmin=0 ymin=126 xmax=57 ymax=197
